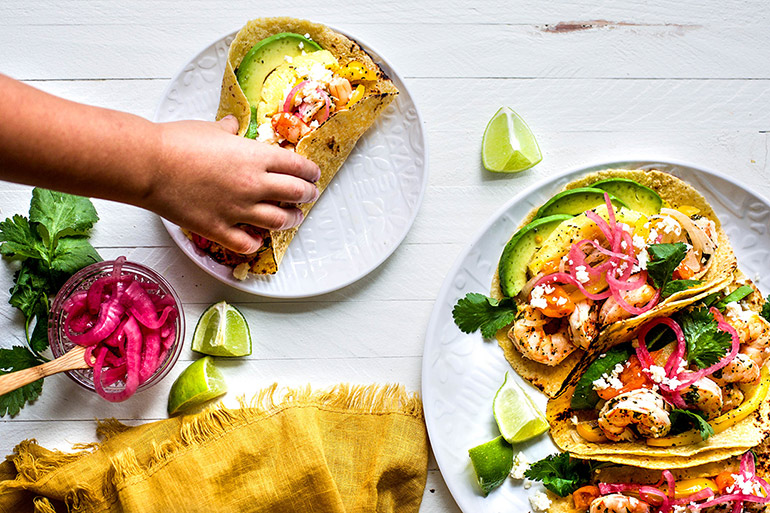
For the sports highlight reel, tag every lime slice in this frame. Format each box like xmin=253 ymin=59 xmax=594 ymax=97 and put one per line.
xmin=481 ymin=107 xmax=542 ymax=173
xmin=191 ymin=301 xmax=252 ymax=357
xmin=167 ymin=356 xmax=228 ymax=415
xmin=468 ymin=436 xmax=514 ymax=496
xmin=493 ymin=372 xmax=549 ymax=443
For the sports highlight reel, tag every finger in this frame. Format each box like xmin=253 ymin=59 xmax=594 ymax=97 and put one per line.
xmin=217 ymin=226 xmax=263 ymax=254
xmin=262 ymin=146 xmax=321 ymax=182
xmin=258 ymin=173 xmax=320 ymax=204
xmin=216 ymin=115 xmax=240 ymax=135
xmin=244 ymin=203 xmax=304 ymax=231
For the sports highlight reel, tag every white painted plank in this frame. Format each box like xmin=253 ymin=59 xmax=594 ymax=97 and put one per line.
xmin=3 ymin=0 xmax=768 ymax=27
xmin=3 ymin=23 xmax=770 ymax=80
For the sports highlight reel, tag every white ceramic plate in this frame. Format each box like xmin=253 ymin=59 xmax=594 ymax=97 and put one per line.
xmin=422 ymin=159 xmax=770 ymax=512
xmin=154 ymin=29 xmax=427 ymax=298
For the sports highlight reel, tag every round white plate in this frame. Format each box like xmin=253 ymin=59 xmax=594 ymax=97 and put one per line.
xmin=422 ymin=159 xmax=770 ymax=512
xmin=154 ymin=29 xmax=427 ymax=298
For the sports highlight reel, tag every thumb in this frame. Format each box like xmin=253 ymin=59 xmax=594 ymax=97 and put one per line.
xmin=216 ymin=114 xmax=240 ymax=135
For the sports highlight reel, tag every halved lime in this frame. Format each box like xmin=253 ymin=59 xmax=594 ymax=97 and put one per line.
xmin=468 ymin=436 xmax=514 ymax=496
xmin=493 ymin=372 xmax=549 ymax=443
xmin=191 ymin=301 xmax=252 ymax=357
xmin=167 ymin=356 xmax=228 ymax=415
xmin=481 ymin=107 xmax=542 ymax=173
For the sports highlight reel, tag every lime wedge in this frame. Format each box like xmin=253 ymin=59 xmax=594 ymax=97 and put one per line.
xmin=191 ymin=301 xmax=252 ymax=357
xmin=482 ymin=107 xmax=542 ymax=173
xmin=493 ymin=372 xmax=549 ymax=443
xmin=468 ymin=436 xmax=514 ymax=496
xmin=167 ymin=356 xmax=228 ymax=415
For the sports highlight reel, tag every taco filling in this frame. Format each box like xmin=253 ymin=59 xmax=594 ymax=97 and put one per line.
xmin=568 ymin=285 xmax=770 ymax=445
xmin=508 ymin=192 xmax=720 ymax=367
xmin=547 ymin=451 xmax=769 ymax=513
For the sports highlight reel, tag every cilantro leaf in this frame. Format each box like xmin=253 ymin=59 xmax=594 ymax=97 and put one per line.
xmin=30 ymin=189 xmax=99 ymax=246
xmin=661 ymin=279 xmax=703 ymax=298
xmin=0 ymin=346 xmax=44 ymax=417
xmin=761 ymin=296 xmax=770 ymax=324
xmin=0 ymin=215 xmax=46 ymax=261
xmin=572 ymin=345 xmax=634 ymax=410
xmin=49 ymin=236 xmax=100 ymax=274
xmin=524 ymin=453 xmax=603 ymax=497
xmin=8 ymin=261 xmax=50 ymax=320
xmin=669 ymin=408 xmax=714 ymax=440
xmin=452 ymin=293 xmax=517 ymax=339
xmin=646 ymin=243 xmax=688 ymax=290
xmin=679 ymin=307 xmax=732 ymax=369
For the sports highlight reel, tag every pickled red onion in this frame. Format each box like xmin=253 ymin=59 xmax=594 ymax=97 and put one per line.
xmin=61 ymin=258 xmax=178 ymax=402
xmin=283 ymin=80 xmax=310 ymax=112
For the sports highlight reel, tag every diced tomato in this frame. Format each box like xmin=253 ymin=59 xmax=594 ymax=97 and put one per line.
xmin=596 ymin=355 xmax=652 ymax=400
xmin=573 ymin=486 xmax=600 ymax=511
xmin=715 ymin=471 xmax=736 ymax=494
xmin=673 ymin=262 xmax=695 ymax=280
xmin=541 ymin=259 xmax=562 ymax=275
xmin=534 ymin=284 xmax=576 ymax=318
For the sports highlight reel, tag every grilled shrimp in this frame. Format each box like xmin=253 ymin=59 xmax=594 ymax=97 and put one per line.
xmin=329 ymin=77 xmax=353 ymax=106
xmin=721 ymin=383 xmax=745 ymax=413
xmin=720 ymin=353 xmax=761 ymax=384
xmin=722 ymin=309 xmax=770 ymax=383
xmin=680 ymin=375 xmax=723 ymax=419
xmin=589 ymin=494 xmax=650 ymax=513
xmin=598 ymin=388 xmax=671 ymax=441
xmin=569 ymin=300 xmax=599 ymax=350
xmin=598 ymin=283 xmax=657 ymax=326
xmin=509 ymin=305 xmax=577 ymax=366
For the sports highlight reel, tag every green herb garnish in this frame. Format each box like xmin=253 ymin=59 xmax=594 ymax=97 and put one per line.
xmin=669 ymin=408 xmax=715 ymax=440
xmin=646 ymin=242 xmax=688 ymax=292
xmin=0 ymin=189 xmax=100 ymax=416
xmin=524 ymin=453 xmax=606 ymax=497
xmin=679 ymin=307 xmax=732 ymax=369
xmin=661 ymin=279 xmax=703 ymax=298
xmin=452 ymin=293 xmax=517 ymax=339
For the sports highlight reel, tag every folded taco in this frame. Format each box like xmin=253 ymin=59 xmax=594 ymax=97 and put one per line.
xmin=187 ymin=17 xmax=399 ymax=277
xmin=546 ymin=271 xmax=770 ymax=468
xmin=544 ymin=450 xmax=769 ymax=513
xmin=491 ymin=169 xmax=737 ymax=396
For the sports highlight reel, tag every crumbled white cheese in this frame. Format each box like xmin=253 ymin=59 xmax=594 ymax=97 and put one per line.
xmin=659 ymin=216 xmax=682 ymax=235
xmin=575 ymin=265 xmax=590 ymax=284
xmin=727 ymin=472 xmax=764 ymax=496
xmin=636 ymin=249 xmax=649 ymax=270
xmin=618 ymin=222 xmax=632 ymax=234
xmin=724 ymin=301 xmax=757 ymax=323
xmin=529 ymin=491 xmax=552 ymax=512
xmin=647 ymin=229 xmax=659 ymax=243
xmin=593 ymin=363 xmax=626 ymax=391
xmin=308 ymin=62 xmax=333 ymax=83
xmin=298 ymin=41 xmax=304 ymax=49
xmin=523 ymin=480 xmax=532 ymax=489
xmin=556 ymin=296 xmax=568 ymax=306
xmin=633 ymin=234 xmax=646 ymax=249
xmin=530 ymin=286 xmax=549 ymax=309
xmin=571 ymin=415 xmax=579 ymax=425
xmin=620 ymin=240 xmax=628 ymax=250
xmin=257 ymin=122 xmax=277 ymax=143
xmin=284 ymin=55 xmax=293 ymax=63
xmin=304 ymin=32 xmax=311 ymax=38
xmin=510 ymin=452 xmax=530 ymax=480
xmin=309 ymin=120 xmax=320 ymax=129
xmin=644 ymin=364 xmax=683 ymax=389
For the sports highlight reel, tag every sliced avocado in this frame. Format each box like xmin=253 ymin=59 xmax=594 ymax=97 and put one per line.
xmin=498 ymin=214 xmax=573 ymax=297
xmin=590 ymin=178 xmax=663 ymax=216
xmin=535 ymin=187 xmax=628 ymax=219
xmin=236 ymin=32 xmax=322 ymax=108
xmin=256 ymin=50 xmax=338 ymax=126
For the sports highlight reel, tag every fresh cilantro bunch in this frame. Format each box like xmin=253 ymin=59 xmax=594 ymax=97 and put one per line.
xmin=0 ymin=189 xmax=100 ymax=416
xmin=678 ymin=307 xmax=732 ymax=369
xmin=524 ymin=453 xmax=606 ymax=497
xmin=452 ymin=293 xmax=517 ymax=339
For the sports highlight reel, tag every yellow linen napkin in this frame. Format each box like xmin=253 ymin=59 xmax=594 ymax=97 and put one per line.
xmin=0 ymin=383 xmax=427 ymax=513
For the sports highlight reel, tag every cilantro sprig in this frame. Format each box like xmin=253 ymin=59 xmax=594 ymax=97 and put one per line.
xmin=452 ymin=293 xmax=517 ymax=339
xmin=0 ymin=189 xmax=100 ymax=416
xmin=669 ymin=408 xmax=715 ymax=441
xmin=678 ymin=307 xmax=732 ymax=369
xmin=646 ymin=242 xmax=688 ymax=292
xmin=524 ymin=453 xmax=606 ymax=497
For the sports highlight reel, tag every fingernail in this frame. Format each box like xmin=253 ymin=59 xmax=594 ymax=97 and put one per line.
xmin=312 ymin=186 xmax=320 ymax=201
xmin=222 ymin=114 xmax=236 ymax=121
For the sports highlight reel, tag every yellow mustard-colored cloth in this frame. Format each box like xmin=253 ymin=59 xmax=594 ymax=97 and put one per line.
xmin=0 ymin=384 xmax=428 ymax=513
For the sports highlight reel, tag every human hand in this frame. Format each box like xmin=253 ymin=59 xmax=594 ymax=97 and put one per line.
xmin=145 ymin=115 xmax=321 ymax=254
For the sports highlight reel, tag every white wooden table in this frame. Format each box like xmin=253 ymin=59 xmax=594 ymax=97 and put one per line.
xmin=1 ymin=2 xmax=769 ymax=511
